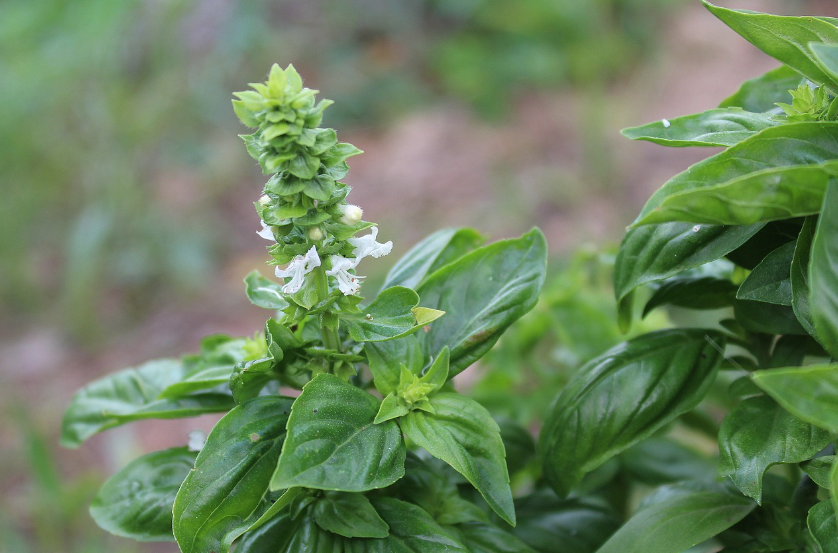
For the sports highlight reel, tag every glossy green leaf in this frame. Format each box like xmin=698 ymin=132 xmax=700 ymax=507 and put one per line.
xmin=752 ymin=363 xmax=838 ymax=433
xmin=801 ymin=456 xmax=835 ymax=488
xmin=703 ymin=2 xmax=838 ymax=90
xmin=812 ymin=42 xmax=838 ymax=85
xmin=540 ymin=329 xmax=725 ymax=497
xmin=60 ymin=359 xmax=235 ymax=448
xmin=810 ymin=181 xmax=838 ymax=357
xmin=733 ymin=299 xmax=807 ymax=336
xmin=808 ymin=501 xmax=838 ymax=553
xmin=90 ymin=447 xmax=196 ymax=541
xmin=736 ymin=241 xmax=795 ymax=305
xmin=172 ymin=396 xmax=294 ymax=553
xmin=244 ymin=270 xmax=290 ymax=309
xmin=341 ymin=286 xmax=444 ymax=343
xmin=727 ymin=219 xmax=803 ymax=270
xmin=364 ymin=335 xmax=424 ymax=396
xmin=234 ymin=509 xmax=343 ymax=553
xmin=718 ymin=65 xmax=804 ymax=112
xmin=792 ymin=217 xmax=818 ymax=336
xmin=401 ymin=392 xmax=515 ymax=525
xmin=415 ymin=229 xmax=548 ymax=376
xmin=718 ymin=395 xmax=830 ymax=503
xmin=622 ymin=109 xmax=778 ymax=148
xmin=636 ymin=164 xmax=832 ymax=227
xmin=271 ymin=374 xmax=405 ymax=492
xmin=643 ymin=276 xmax=737 ymax=317
xmin=497 ymin=418 xmax=536 ymax=475
xmin=343 ymin=497 xmax=469 ymax=553
xmin=512 ymin=491 xmax=620 ymax=553
xmin=619 ymin=438 xmax=717 ymax=486
xmin=614 ymin=222 xmax=762 ymax=304
xmin=455 ymin=522 xmax=536 ymax=553
xmin=382 ymin=228 xmax=484 ymax=290
xmin=312 ymin=491 xmax=388 ymax=539
xmin=635 ymin=123 xmax=838 ymax=224
xmin=597 ymin=482 xmax=755 ymax=553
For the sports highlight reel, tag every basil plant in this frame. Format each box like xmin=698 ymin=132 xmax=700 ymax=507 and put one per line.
xmin=62 ymin=63 xmax=548 ymax=552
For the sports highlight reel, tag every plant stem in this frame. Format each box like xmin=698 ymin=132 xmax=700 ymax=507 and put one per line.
xmin=314 ymin=266 xmax=341 ymax=371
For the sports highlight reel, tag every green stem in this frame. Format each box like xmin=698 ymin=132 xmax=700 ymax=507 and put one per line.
xmin=314 ymin=266 xmax=341 ymax=371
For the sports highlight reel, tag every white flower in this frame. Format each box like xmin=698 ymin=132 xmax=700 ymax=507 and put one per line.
xmin=275 ymin=246 xmax=321 ymax=294
xmin=187 ymin=429 xmax=206 ymax=452
xmin=257 ymin=221 xmax=276 ymax=241
xmin=339 ymin=204 xmax=363 ymax=225
xmin=348 ymin=226 xmax=392 ymax=262
xmin=326 ymin=255 xmax=363 ymax=295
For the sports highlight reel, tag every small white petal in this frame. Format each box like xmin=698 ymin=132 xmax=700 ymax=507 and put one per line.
xmin=275 ymin=247 xmax=321 ymax=294
xmin=257 ymin=221 xmax=276 ymax=241
xmin=326 ymin=255 xmax=363 ymax=295
xmin=348 ymin=227 xmax=393 ymax=262
xmin=187 ymin=429 xmax=207 ymax=452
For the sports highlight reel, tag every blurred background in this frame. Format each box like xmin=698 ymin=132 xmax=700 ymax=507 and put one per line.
xmin=1 ymin=0 xmax=834 ymax=550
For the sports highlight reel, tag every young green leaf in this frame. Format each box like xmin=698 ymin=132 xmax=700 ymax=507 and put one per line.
xmin=312 ymin=491 xmax=389 ymax=539
xmin=718 ymin=65 xmax=804 ymax=112
xmin=801 ymin=456 xmax=836 ymax=488
xmin=812 ymin=42 xmax=838 ymax=85
xmin=808 ymin=501 xmax=838 ymax=553
xmin=703 ymin=1 xmax=838 ymax=90
xmin=374 ymin=394 xmax=409 ymax=424
xmin=172 ymin=396 xmax=294 ymax=553
xmin=752 ymin=363 xmax=838 ymax=433
xmin=540 ymin=329 xmax=725 ymax=497
xmin=621 ymin=108 xmax=778 ymax=148
xmin=736 ymin=241 xmax=795 ymax=305
xmin=810 ymin=181 xmax=838 ymax=357
xmin=595 ymin=482 xmax=755 ymax=553
xmin=364 ymin=335 xmax=424 ymax=396
xmin=270 ymin=373 xmax=405 ymax=492
xmin=244 ymin=270 xmax=290 ymax=309
xmin=792 ymin=217 xmax=818 ymax=336
xmin=60 ymin=359 xmax=235 ymax=448
xmin=382 ymin=228 xmax=484 ymax=290
xmin=90 ymin=447 xmax=196 ymax=542
xmin=341 ymin=286 xmax=444 ymax=342
xmin=415 ymin=229 xmax=548 ymax=377
xmin=234 ymin=509 xmax=343 ymax=553
xmin=718 ymin=395 xmax=830 ymax=503
xmin=400 ymin=392 xmax=515 ymax=526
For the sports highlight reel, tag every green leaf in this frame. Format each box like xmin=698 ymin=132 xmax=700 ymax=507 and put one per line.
xmin=812 ymin=42 xmax=838 ymax=85
xmin=619 ymin=438 xmax=717 ymax=486
xmin=635 ymin=164 xmax=833 ymax=227
xmin=540 ymin=329 xmax=725 ymax=497
xmin=401 ymin=392 xmax=515 ymax=526
xmin=718 ymin=395 xmax=830 ymax=503
xmin=497 ymin=418 xmax=536 ymax=475
xmin=703 ymin=1 xmax=838 ymax=89
xmin=455 ymin=522 xmax=536 ymax=553
xmin=811 ymin=181 xmax=838 ymax=357
xmin=365 ymin=335 xmax=424 ymax=396
xmin=792 ymin=217 xmax=818 ymax=336
xmin=801 ymin=456 xmax=835 ymax=488
xmin=596 ymin=482 xmax=755 ymax=553
xmin=752 ymin=363 xmax=838 ymax=433
xmin=90 ymin=447 xmax=196 ymax=542
xmin=172 ymin=396 xmax=294 ymax=553
xmin=512 ymin=491 xmax=620 ymax=553
xmin=234 ymin=509 xmax=342 ymax=553
xmin=374 ymin=394 xmax=410 ymax=424
xmin=643 ymin=276 xmax=737 ymax=317
xmin=244 ymin=271 xmax=289 ymax=310
xmin=60 ymin=359 xmax=235 ymax=448
xmin=622 ymin=108 xmax=778 ymax=148
xmin=415 ymin=229 xmax=547 ymax=377
xmin=341 ymin=286 xmax=444 ymax=342
xmin=736 ymin=241 xmax=795 ymax=305
xmin=271 ymin=374 xmax=405 ymax=492
xmin=383 ymin=228 xmax=484 ymax=290
xmin=312 ymin=491 xmax=389 ymax=539
xmin=614 ymin=222 xmax=762 ymax=304
xmin=808 ymin=501 xmax=838 ymax=553
xmin=718 ymin=65 xmax=804 ymax=112
xmin=635 ymin=123 xmax=838 ymax=224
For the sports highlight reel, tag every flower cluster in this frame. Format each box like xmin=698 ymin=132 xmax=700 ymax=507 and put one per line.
xmin=233 ymin=64 xmax=392 ymax=301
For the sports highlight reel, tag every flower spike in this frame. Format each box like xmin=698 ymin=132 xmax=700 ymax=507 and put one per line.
xmin=275 ymin=246 xmax=321 ymax=294
xmin=327 ymin=255 xmax=363 ymax=295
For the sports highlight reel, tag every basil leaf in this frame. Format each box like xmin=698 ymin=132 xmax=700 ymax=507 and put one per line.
xmin=383 ymin=228 xmax=484 ymax=290
xmin=365 ymin=335 xmax=424 ymax=396
xmin=512 ymin=491 xmax=620 ymax=553
xmin=341 ymin=286 xmax=444 ymax=342
xmin=172 ymin=396 xmax=294 ymax=553
xmin=810 ymin=181 xmax=838 ymax=357
xmin=718 ymin=65 xmax=804 ymax=112
xmin=752 ymin=363 xmax=838 ymax=433
xmin=622 ymin=108 xmax=778 ymax=148
xmin=455 ymin=521 xmax=536 ymax=553
xmin=270 ymin=374 xmax=405 ymax=492
xmin=60 ymin=359 xmax=235 ymax=448
xmin=90 ymin=447 xmax=196 ymax=542
xmin=733 ymin=299 xmax=808 ymax=336
xmin=244 ymin=270 xmax=289 ymax=310
xmin=540 ymin=329 xmax=725 ymax=497
xmin=808 ymin=501 xmax=838 ymax=553
xmin=497 ymin=418 xmax=536 ymax=476
xmin=312 ymin=491 xmax=388 ymax=539
xmin=736 ymin=241 xmax=795 ymax=305
xmin=792 ymin=217 xmax=818 ymax=336
xmin=801 ymin=456 xmax=836 ymax=488
xmin=812 ymin=42 xmax=838 ymax=85
xmin=643 ymin=276 xmax=737 ymax=317
xmin=234 ymin=510 xmax=342 ymax=553
xmin=619 ymin=438 xmax=717 ymax=486
xmin=718 ymin=395 xmax=831 ymax=503
xmin=401 ymin=392 xmax=515 ymax=526
xmin=703 ymin=1 xmax=838 ymax=89
xmin=415 ymin=229 xmax=548 ymax=376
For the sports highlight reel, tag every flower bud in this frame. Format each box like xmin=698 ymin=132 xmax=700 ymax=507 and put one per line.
xmin=339 ymin=204 xmax=363 ymax=226
xmin=258 ymin=194 xmax=271 ymax=205
xmin=308 ymin=226 xmax=324 ymax=241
